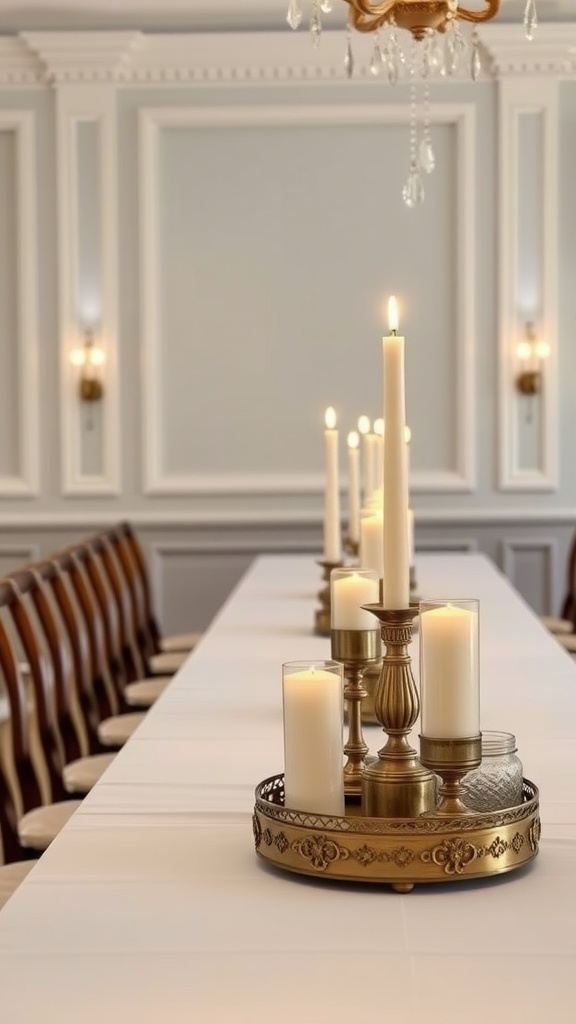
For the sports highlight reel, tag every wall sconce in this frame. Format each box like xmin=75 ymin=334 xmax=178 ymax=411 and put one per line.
xmin=70 ymin=330 xmax=105 ymax=427
xmin=515 ymin=322 xmax=550 ymax=397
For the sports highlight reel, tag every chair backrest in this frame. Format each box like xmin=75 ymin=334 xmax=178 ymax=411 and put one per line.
xmin=107 ymin=526 xmax=156 ymax=662
xmin=0 ymin=582 xmax=51 ymax=860
xmin=50 ymin=551 xmax=117 ymax=723
xmin=119 ymin=521 xmax=161 ymax=651
xmin=89 ymin=533 xmax=147 ymax=681
xmin=0 ymin=578 xmax=66 ymax=805
xmin=14 ymin=566 xmax=84 ymax=766
xmin=562 ymin=533 xmax=576 ymax=628
xmin=72 ymin=543 xmax=129 ymax=713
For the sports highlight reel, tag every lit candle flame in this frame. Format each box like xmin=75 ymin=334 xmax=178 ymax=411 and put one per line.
xmin=357 ymin=414 xmax=370 ymax=435
xmin=373 ymin=417 xmax=384 ymax=436
xmin=405 ymin=426 xmax=412 ymax=444
xmin=388 ymin=295 xmax=399 ymax=334
xmin=325 ymin=406 xmax=337 ymax=430
xmin=347 ymin=430 xmax=359 ymax=449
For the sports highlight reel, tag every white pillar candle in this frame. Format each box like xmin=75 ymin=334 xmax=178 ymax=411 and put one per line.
xmin=323 ymin=407 xmax=341 ymax=563
xmin=382 ymin=296 xmax=409 ymax=609
xmin=331 ymin=570 xmax=379 ymax=630
xmin=419 ymin=600 xmax=480 ymax=739
xmin=283 ymin=661 xmax=345 ymax=815
xmin=347 ymin=431 xmax=360 ymax=544
xmin=373 ymin=417 xmax=384 ymax=494
xmin=360 ymin=511 xmax=383 ymax=578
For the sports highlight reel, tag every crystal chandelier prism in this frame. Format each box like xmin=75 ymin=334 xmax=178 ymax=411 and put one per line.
xmin=287 ymin=0 xmax=539 ymax=206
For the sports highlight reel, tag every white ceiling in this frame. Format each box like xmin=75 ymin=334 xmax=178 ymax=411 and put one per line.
xmin=0 ymin=0 xmax=573 ymax=34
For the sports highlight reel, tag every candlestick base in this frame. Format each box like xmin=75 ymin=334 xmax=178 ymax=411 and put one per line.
xmin=420 ymin=735 xmax=482 ymax=816
xmin=331 ymin=628 xmax=380 ymax=796
xmin=314 ymin=560 xmax=342 ymax=637
xmin=360 ymin=604 xmax=437 ymax=818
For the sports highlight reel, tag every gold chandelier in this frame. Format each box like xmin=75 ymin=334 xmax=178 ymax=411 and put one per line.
xmin=287 ymin=0 xmax=538 ymax=206
xmin=342 ymin=0 xmax=501 ymax=41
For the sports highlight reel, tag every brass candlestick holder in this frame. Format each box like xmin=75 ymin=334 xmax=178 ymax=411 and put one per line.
xmin=360 ymin=604 xmax=437 ymax=818
xmin=420 ymin=735 xmax=482 ymax=816
xmin=343 ymin=535 xmax=359 ymax=560
xmin=314 ymin=560 xmax=342 ymax=637
xmin=331 ymin=628 xmax=380 ymax=796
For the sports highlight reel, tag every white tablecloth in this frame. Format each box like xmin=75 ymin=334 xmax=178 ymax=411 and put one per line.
xmin=0 ymin=553 xmax=575 ymax=1023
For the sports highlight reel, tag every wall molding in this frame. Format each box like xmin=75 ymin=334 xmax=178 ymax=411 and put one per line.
xmin=0 ymin=507 xmax=576 ymax=530
xmin=56 ymin=83 xmax=121 ymax=496
xmin=0 ymin=109 xmax=39 ymax=498
xmin=497 ymin=77 xmax=559 ymax=492
xmin=139 ymin=100 xmax=476 ymax=496
xmin=501 ymin=535 xmax=560 ymax=611
xmin=0 ymin=26 xmax=571 ymax=87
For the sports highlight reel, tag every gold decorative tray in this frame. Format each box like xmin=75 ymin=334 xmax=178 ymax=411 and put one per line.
xmin=253 ymin=774 xmax=540 ymax=892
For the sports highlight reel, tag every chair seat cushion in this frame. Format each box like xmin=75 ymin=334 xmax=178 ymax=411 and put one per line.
xmin=149 ymin=650 xmax=187 ymax=675
xmin=18 ymin=800 xmax=82 ymax=851
xmin=125 ymin=676 xmax=170 ymax=708
xmin=160 ymin=631 xmax=202 ymax=653
xmin=557 ymin=633 xmax=576 ymax=652
xmin=540 ymin=615 xmax=573 ymax=635
xmin=97 ymin=712 xmax=145 ymax=748
xmin=0 ymin=860 xmax=39 ymax=909
xmin=62 ymin=753 xmax=116 ymax=795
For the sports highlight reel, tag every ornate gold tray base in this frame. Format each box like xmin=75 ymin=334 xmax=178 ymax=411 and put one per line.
xmin=253 ymin=774 xmax=540 ymax=892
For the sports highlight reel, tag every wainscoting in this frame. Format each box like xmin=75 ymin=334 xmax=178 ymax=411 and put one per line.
xmin=0 ymin=514 xmax=572 ymax=635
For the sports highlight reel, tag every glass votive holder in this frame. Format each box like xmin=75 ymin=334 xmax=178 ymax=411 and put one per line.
xmin=282 ymin=660 xmax=344 ymax=816
xmin=419 ymin=598 xmax=480 ymax=741
xmin=461 ymin=731 xmax=524 ymax=811
xmin=330 ymin=567 xmax=379 ymax=631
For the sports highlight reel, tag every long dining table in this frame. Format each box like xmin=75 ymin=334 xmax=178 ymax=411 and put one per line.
xmin=0 ymin=552 xmax=575 ymax=1022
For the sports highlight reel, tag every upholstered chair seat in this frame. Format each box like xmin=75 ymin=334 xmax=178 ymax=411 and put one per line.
xmin=62 ymin=753 xmax=116 ymax=795
xmin=97 ymin=712 xmax=145 ymax=748
xmin=18 ymin=800 xmax=82 ymax=852
xmin=0 ymin=860 xmax=39 ymax=910
xmin=148 ymin=650 xmax=187 ymax=675
xmin=159 ymin=631 xmax=202 ymax=653
xmin=124 ymin=676 xmax=170 ymax=708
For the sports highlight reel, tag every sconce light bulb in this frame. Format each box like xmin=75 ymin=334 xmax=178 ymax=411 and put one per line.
xmin=516 ymin=341 xmax=532 ymax=362
xmin=70 ymin=348 xmax=86 ymax=367
xmin=535 ymin=341 xmax=550 ymax=361
xmin=88 ymin=347 xmax=105 ymax=367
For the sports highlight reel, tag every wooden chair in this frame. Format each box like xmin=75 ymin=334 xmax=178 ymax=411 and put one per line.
xmin=109 ymin=523 xmax=199 ymax=675
xmin=11 ymin=566 xmax=116 ymax=796
xmin=0 ymin=580 xmax=81 ymax=858
xmin=0 ymin=751 xmax=39 ymax=906
xmin=542 ymin=534 xmax=576 ymax=649
xmin=83 ymin=535 xmax=170 ymax=708
xmin=47 ymin=553 xmax=145 ymax=750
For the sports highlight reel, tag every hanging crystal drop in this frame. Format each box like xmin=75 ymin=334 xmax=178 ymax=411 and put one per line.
xmin=524 ymin=0 xmax=538 ymax=41
xmin=419 ymin=139 xmax=435 ymax=174
xmin=286 ymin=0 xmax=302 ymax=30
xmin=402 ymin=170 xmax=425 ymax=208
xmin=445 ymin=31 xmax=458 ymax=76
xmin=344 ymin=26 xmax=354 ymax=78
xmin=370 ymin=33 xmax=383 ymax=76
xmin=320 ymin=0 xmax=333 ymax=12
xmin=429 ymin=31 xmax=443 ymax=74
xmin=470 ymin=29 xmax=481 ymax=81
xmin=310 ymin=2 xmax=322 ymax=48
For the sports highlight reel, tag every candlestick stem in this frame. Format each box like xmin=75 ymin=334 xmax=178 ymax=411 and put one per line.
xmin=360 ymin=604 xmax=437 ymax=817
xmin=314 ymin=560 xmax=342 ymax=637
xmin=331 ymin=629 xmax=379 ymax=796
xmin=419 ymin=735 xmax=482 ymax=816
